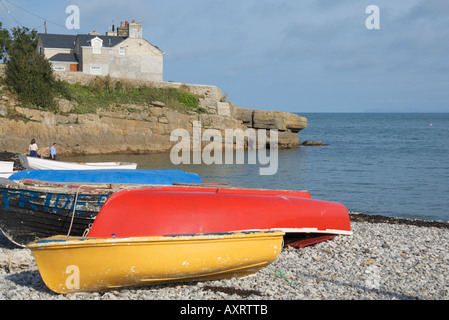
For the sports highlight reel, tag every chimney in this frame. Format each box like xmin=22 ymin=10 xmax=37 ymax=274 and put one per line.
xmin=117 ymin=21 xmax=128 ymax=37
xmin=106 ymin=24 xmax=117 ymax=36
xmin=128 ymin=19 xmax=143 ymax=39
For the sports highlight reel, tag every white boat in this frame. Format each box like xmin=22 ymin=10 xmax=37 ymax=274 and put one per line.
xmin=0 ymin=172 xmax=16 ymax=178
xmin=0 ymin=161 xmax=15 ymax=178
xmin=19 ymin=155 xmax=137 ymax=170
xmin=0 ymin=161 xmax=14 ymax=172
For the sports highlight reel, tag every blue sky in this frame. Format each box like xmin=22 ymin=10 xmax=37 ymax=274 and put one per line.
xmin=1 ymin=0 xmax=448 ymax=113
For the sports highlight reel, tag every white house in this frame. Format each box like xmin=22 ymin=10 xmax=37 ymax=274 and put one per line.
xmin=37 ymin=20 xmax=164 ymax=82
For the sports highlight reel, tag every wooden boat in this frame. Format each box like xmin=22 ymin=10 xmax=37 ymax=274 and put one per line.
xmin=19 ymin=154 xmax=137 ymax=170
xmin=0 ymin=171 xmax=204 ymax=247
xmin=87 ymin=185 xmax=352 ymax=238
xmin=27 ymin=230 xmax=284 ymax=294
xmin=0 ymin=179 xmax=131 ymax=247
xmin=9 ymin=169 xmax=203 ymax=185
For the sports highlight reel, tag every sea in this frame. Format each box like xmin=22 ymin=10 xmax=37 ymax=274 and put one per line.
xmin=63 ymin=113 xmax=449 ymax=222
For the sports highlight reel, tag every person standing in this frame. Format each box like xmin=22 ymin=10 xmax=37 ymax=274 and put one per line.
xmin=29 ymin=139 xmax=38 ymax=157
xmin=50 ymin=143 xmax=57 ymax=160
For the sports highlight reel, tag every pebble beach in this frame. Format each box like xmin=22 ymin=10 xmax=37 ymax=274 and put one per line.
xmin=1 ymin=213 xmax=448 ymax=301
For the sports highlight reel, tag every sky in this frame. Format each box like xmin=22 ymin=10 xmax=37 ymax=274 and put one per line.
xmin=0 ymin=0 xmax=448 ymax=113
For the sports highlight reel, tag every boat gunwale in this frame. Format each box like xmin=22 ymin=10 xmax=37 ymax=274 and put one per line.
xmin=27 ymin=230 xmax=286 ymax=249
xmin=15 ymin=179 xmax=138 ymax=193
xmin=18 ymin=155 xmax=137 ymax=170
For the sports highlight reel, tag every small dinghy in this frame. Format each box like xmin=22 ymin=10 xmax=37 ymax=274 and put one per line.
xmin=19 ymin=154 xmax=137 ymax=170
xmin=27 ymin=230 xmax=284 ymax=294
xmin=87 ymin=185 xmax=352 ymax=238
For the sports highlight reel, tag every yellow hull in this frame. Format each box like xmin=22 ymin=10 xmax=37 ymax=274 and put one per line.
xmin=27 ymin=231 xmax=284 ymax=294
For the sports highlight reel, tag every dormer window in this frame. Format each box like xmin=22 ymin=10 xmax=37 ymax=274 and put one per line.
xmin=91 ymin=37 xmax=103 ymax=54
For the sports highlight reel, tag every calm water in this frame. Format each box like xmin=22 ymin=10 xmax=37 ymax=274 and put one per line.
xmin=63 ymin=113 xmax=449 ymax=222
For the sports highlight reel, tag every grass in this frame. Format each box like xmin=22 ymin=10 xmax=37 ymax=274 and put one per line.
xmin=59 ymin=76 xmax=205 ymax=115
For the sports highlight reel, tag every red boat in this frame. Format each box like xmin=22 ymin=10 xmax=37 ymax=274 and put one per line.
xmin=87 ymin=185 xmax=352 ymax=238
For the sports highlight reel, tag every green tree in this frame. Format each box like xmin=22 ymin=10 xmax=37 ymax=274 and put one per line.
xmin=0 ymin=22 xmax=11 ymax=61
xmin=5 ymin=26 xmax=59 ymax=110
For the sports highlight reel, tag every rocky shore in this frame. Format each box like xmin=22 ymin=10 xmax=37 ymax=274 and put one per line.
xmin=0 ymin=72 xmax=308 ymax=156
xmin=1 ymin=214 xmax=448 ymax=301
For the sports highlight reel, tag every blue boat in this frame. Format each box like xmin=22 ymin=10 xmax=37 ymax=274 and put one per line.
xmin=8 ymin=169 xmax=203 ymax=185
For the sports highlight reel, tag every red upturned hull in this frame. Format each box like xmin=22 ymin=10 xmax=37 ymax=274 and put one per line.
xmin=87 ymin=185 xmax=352 ymax=238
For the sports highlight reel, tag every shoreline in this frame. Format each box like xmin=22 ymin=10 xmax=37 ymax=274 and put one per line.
xmin=349 ymin=212 xmax=449 ymax=229
xmin=1 ymin=216 xmax=448 ymax=300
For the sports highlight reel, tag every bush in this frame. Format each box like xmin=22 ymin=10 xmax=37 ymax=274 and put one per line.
xmin=5 ymin=27 xmax=59 ymax=110
xmin=177 ymin=90 xmax=199 ymax=110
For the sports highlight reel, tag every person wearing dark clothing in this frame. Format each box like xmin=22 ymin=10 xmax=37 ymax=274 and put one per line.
xmin=29 ymin=139 xmax=38 ymax=157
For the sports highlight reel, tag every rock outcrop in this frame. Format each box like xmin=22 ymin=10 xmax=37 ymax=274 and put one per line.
xmin=302 ymin=140 xmax=328 ymax=146
xmin=0 ymin=72 xmax=308 ymax=156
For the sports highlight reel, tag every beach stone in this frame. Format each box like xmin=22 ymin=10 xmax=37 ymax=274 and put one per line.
xmin=2 ymin=214 xmax=446 ymax=301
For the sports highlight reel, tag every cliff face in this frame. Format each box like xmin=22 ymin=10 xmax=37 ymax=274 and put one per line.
xmin=0 ymin=72 xmax=307 ymax=156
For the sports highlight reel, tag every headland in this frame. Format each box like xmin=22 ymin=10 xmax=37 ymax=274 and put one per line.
xmin=0 ymin=65 xmax=308 ymax=157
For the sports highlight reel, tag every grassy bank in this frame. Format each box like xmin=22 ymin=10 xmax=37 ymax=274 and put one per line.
xmin=1 ymin=75 xmax=206 ymax=115
xmin=58 ymin=76 xmax=205 ymax=114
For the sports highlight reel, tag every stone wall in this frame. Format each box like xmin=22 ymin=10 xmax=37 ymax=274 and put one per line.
xmin=0 ymin=69 xmax=307 ymax=156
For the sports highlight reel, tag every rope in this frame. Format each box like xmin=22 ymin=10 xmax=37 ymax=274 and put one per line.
xmin=67 ymin=185 xmax=86 ymax=237
xmin=269 ymin=267 xmax=300 ymax=287
xmin=82 ymin=223 xmax=93 ymax=237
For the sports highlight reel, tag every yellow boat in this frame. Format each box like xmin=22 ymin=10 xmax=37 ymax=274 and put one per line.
xmin=27 ymin=231 xmax=284 ymax=294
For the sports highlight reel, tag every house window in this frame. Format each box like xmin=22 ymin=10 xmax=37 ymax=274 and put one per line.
xmin=53 ymin=66 xmax=65 ymax=72
xmin=119 ymin=47 xmax=125 ymax=55
xmin=92 ymin=41 xmax=102 ymax=54
xmin=90 ymin=66 xmax=102 ymax=75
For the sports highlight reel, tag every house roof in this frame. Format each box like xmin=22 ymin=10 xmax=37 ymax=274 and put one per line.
xmin=76 ymin=35 xmax=127 ymax=48
xmin=39 ymin=32 xmax=163 ymax=53
xmin=48 ymin=53 xmax=79 ymax=64
xmin=38 ymin=34 xmax=77 ymax=49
